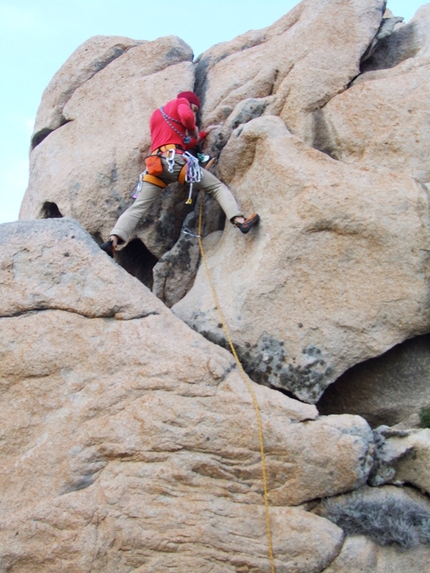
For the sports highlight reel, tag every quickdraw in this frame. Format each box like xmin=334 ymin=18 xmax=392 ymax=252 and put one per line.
xmin=166 ymin=148 xmax=176 ymax=173
xmin=182 ymin=227 xmax=201 ymax=238
xmin=183 ymin=152 xmax=202 ymax=205
xmin=130 ymin=172 xmax=144 ymax=199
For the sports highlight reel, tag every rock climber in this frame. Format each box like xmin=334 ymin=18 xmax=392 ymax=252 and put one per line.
xmin=100 ymin=91 xmax=259 ymax=256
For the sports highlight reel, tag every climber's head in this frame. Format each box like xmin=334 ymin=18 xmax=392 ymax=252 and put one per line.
xmin=177 ymin=91 xmax=201 ymax=110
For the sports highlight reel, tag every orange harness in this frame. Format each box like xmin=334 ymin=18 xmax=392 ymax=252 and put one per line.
xmin=143 ymin=144 xmax=187 ymax=188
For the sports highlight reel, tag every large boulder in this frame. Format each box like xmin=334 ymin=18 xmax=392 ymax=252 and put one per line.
xmin=196 ymin=0 xmax=386 ymax=144
xmin=20 ymin=35 xmax=195 ymax=259
xmin=173 ymin=116 xmax=430 ymax=403
xmin=31 ymin=35 xmax=143 ymax=146
xmin=0 ymin=218 xmax=376 ymax=572
xmin=314 ymin=5 xmax=430 ymax=184
xmin=171 ymin=2 xmax=430 ymax=403
xmin=8 ymin=1 xmax=430 ymax=569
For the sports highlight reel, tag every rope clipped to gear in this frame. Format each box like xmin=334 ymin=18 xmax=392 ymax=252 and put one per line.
xmin=183 ymin=152 xmax=202 ymax=205
xmin=196 ymin=195 xmax=276 ymax=573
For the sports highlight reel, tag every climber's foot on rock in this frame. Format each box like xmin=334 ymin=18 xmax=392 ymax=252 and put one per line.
xmin=233 ymin=214 xmax=260 ymax=234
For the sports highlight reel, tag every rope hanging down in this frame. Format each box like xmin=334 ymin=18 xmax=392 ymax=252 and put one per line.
xmin=196 ymin=196 xmax=276 ymax=573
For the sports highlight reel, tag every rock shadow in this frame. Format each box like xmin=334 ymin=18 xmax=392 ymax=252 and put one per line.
xmin=317 ymin=334 xmax=430 ymax=428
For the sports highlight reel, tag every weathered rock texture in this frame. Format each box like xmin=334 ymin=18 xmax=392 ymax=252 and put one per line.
xmin=315 ymin=4 xmax=430 ymax=184
xmin=370 ymin=426 xmax=430 ymax=496
xmin=21 ymin=35 xmax=196 ymax=261
xmin=323 ymin=534 xmax=430 ymax=573
xmin=0 ymin=218 xmax=377 ymax=572
xmin=31 ymin=36 xmax=143 ymax=147
xmin=19 ymin=0 xmax=430 ymax=405
xmin=196 ymin=0 xmax=386 ymax=144
xmin=174 ymin=116 xmax=430 ymax=402
xmin=10 ymin=0 xmax=430 ymax=569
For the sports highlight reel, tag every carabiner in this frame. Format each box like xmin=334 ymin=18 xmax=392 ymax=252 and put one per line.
xmin=182 ymin=227 xmax=201 ymax=238
xmin=166 ymin=149 xmax=176 ymax=173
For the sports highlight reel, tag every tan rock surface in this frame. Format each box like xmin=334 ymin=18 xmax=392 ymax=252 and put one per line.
xmin=32 ymin=35 xmax=143 ymax=143
xmin=197 ymin=0 xmax=386 ymax=143
xmin=20 ymin=36 xmax=195 ymax=258
xmin=19 ymin=2 xmax=430 ymax=406
xmin=393 ymin=429 xmax=430 ymax=495
xmin=173 ymin=116 xmax=430 ymax=402
xmin=323 ymin=535 xmax=430 ymax=573
xmin=8 ymin=1 xmax=430 ymax=568
xmin=1 ymin=218 xmax=377 ymax=571
xmin=370 ymin=426 xmax=430 ymax=495
xmin=0 ymin=218 xmax=165 ymax=320
xmin=314 ymin=5 xmax=430 ymax=183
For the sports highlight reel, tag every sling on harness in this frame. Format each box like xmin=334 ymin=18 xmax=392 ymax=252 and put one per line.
xmin=160 ymin=106 xmax=191 ymax=144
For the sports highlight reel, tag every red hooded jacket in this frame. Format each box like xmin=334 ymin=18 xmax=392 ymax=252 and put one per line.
xmin=149 ymin=97 xmax=206 ymax=152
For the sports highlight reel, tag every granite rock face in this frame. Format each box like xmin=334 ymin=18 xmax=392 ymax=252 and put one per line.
xmin=173 ymin=116 xmax=430 ymax=402
xmin=196 ymin=0 xmax=386 ymax=144
xmin=20 ymin=2 xmax=430 ymax=407
xmin=315 ymin=4 xmax=430 ymax=184
xmin=370 ymin=426 xmax=430 ymax=496
xmin=10 ymin=0 xmax=430 ymax=569
xmin=0 ymin=218 xmax=376 ymax=572
xmin=323 ymin=534 xmax=430 ymax=573
xmin=31 ymin=35 xmax=143 ymax=146
xmin=20 ymin=35 xmax=195 ymax=261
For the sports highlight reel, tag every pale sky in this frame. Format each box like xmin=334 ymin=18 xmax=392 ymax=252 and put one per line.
xmin=0 ymin=0 xmax=426 ymax=224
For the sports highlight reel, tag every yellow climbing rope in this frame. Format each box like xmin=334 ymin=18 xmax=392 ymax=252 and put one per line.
xmin=197 ymin=196 xmax=275 ymax=573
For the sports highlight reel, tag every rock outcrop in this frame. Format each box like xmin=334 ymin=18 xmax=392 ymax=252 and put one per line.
xmin=1 ymin=218 xmax=375 ymax=572
xmin=7 ymin=0 xmax=430 ymax=570
xmin=21 ymin=35 xmax=196 ymax=262
xmin=19 ymin=1 xmax=430 ymax=406
xmin=315 ymin=4 xmax=430 ymax=184
xmin=173 ymin=115 xmax=430 ymax=403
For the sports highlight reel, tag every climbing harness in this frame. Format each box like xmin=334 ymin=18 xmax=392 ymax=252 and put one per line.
xmin=190 ymin=196 xmax=276 ymax=573
xmin=131 ymin=150 xmax=203 ymax=202
xmin=183 ymin=152 xmax=202 ymax=204
xmin=160 ymin=106 xmax=192 ymax=144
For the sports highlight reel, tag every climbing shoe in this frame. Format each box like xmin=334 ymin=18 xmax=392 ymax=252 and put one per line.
xmin=237 ymin=213 xmax=260 ymax=234
xmin=100 ymin=240 xmax=115 ymax=257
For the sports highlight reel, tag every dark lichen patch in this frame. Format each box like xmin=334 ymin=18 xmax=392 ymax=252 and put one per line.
xmin=184 ymin=322 xmax=333 ymax=404
xmin=237 ymin=336 xmax=334 ymax=404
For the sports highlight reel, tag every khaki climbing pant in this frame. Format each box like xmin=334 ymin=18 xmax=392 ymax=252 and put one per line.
xmin=110 ymin=155 xmax=242 ymax=245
